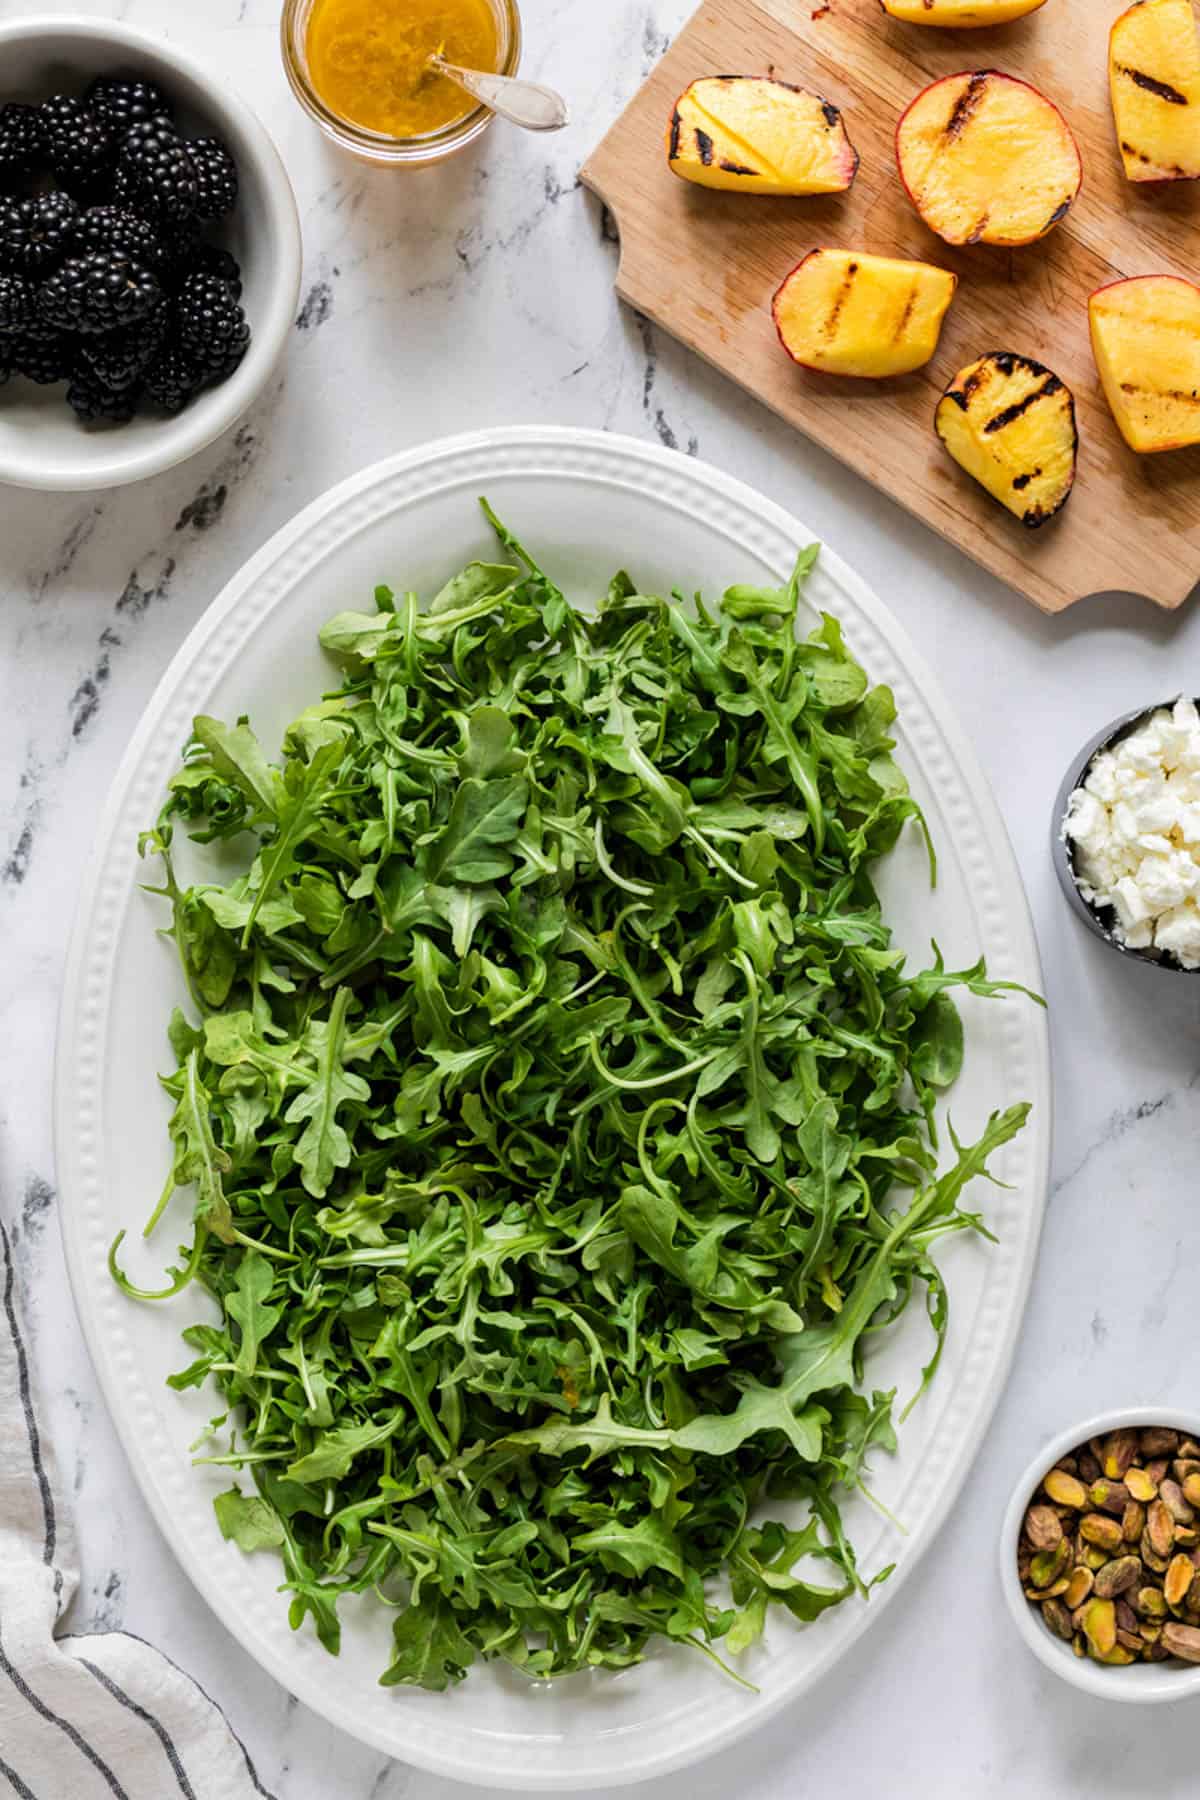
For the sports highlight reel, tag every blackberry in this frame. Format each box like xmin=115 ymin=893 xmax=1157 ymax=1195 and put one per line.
xmin=154 ymin=215 xmax=201 ymax=282
xmin=85 ymin=76 xmax=174 ymax=136
xmin=177 ymin=270 xmax=249 ymax=372
xmin=66 ymin=372 xmax=137 ymax=423
xmin=187 ymin=137 xmax=239 ymax=219
xmin=211 ymin=316 xmax=250 ymax=382
xmin=39 ymin=251 xmax=162 ymax=335
xmin=79 ymin=298 xmax=169 ymax=391
xmin=109 ymin=163 xmax=145 ymax=216
xmin=143 ymin=345 xmax=202 ymax=414
xmin=159 ymin=231 xmax=242 ymax=299
xmin=117 ymin=119 xmax=196 ymax=224
xmin=0 ymin=191 xmax=78 ymax=276
xmin=9 ymin=329 xmax=72 ymax=384
xmin=0 ymin=272 xmax=34 ymax=332
xmin=186 ymin=243 xmax=242 ymax=300
xmin=40 ymin=95 xmax=115 ymax=198
xmin=0 ymin=104 xmax=45 ymax=188
xmin=72 ymin=205 xmax=167 ymax=275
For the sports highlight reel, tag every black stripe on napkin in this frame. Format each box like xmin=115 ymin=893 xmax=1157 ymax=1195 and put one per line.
xmin=102 ymin=1632 xmax=279 ymax=1800
xmin=0 ymin=1752 xmax=40 ymax=1799
xmin=0 ymin=1221 xmax=56 ymax=1568
xmin=76 ymin=1655 xmax=198 ymax=1800
xmin=0 ymin=1625 xmax=130 ymax=1800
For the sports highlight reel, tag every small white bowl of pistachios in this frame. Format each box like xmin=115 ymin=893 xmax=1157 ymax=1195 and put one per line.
xmin=1001 ymin=1409 xmax=1200 ymax=1703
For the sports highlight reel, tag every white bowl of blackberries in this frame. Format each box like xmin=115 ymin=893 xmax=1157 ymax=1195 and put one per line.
xmin=0 ymin=17 xmax=301 ymax=490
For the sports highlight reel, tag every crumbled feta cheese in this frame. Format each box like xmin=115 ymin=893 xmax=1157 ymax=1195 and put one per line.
xmin=1065 ymin=698 xmax=1200 ymax=966
xmin=1155 ymin=902 xmax=1200 ymax=969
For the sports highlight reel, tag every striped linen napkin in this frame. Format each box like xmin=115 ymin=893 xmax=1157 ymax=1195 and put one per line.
xmin=0 ymin=1219 xmax=277 ymax=1800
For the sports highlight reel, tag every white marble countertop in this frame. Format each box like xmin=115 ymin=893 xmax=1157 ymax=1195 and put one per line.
xmin=4 ymin=1 xmax=1200 ymax=1794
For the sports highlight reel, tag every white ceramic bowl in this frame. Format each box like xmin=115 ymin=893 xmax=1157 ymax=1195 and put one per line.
xmin=0 ymin=15 xmax=301 ymax=491
xmin=1001 ymin=1407 xmax=1200 ymax=1703
xmin=1052 ymin=701 xmax=1200 ymax=976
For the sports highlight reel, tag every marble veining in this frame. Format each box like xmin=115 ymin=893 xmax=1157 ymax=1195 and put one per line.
xmin=4 ymin=2 xmax=1200 ymax=1796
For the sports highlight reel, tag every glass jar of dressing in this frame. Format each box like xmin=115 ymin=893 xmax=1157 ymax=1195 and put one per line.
xmin=281 ymin=0 xmax=522 ymax=166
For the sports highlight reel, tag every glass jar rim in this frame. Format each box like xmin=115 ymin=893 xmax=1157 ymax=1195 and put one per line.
xmin=280 ymin=0 xmax=523 ymax=165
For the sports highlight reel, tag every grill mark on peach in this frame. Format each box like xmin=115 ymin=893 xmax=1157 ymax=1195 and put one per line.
xmin=1120 ymin=381 xmax=1200 ymax=403
xmin=945 ymin=367 xmax=984 ymax=412
xmin=984 ymin=375 xmax=1063 ymax=433
xmin=694 ymin=127 xmax=715 ymax=165
xmin=669 ymin=108 xmax=682 ymax=159
xmin=1100 ymin=309 xmax=1200 ymax=340
xmin=822 ymin=261 xmax=859 ymax=342
xmin=1121 ymin=139 xmax=1188 ymax=174
xmin=944 ymin=72 xmax=989 ymax=140
xmin=821 ymin=99 xmax=841 ymax=128
xmin=719 ymin=160 xmax=755 ymax=174
xmin=687 ymin=95 xmax=790 ymax=186
xmin=1012 ymin=468 xmax=1041 ymax=491
xmin=1046 ymin=198 xmax=1073 ymax=228
xmin=892 ymin=282 xmax=919 ymax=343
xmin=1119 ymin=64 xmax=1189 ymax=105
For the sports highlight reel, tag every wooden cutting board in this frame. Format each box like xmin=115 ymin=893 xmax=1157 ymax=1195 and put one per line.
xmin=581 ymin=0 xmax=1200 ymax=614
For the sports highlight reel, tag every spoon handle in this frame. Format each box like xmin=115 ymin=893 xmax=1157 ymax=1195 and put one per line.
xmin=430 ymin=55 xmax=569 ymax=132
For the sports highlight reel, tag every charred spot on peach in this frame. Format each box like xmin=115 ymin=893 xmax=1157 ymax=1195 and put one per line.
xmin=666 ymin=76 xmax=859 ymax=195
xmin=935 ymin=352 xmax=1078 ymax=527
xmin=896 ymin=70 xmax=1082 ymax=247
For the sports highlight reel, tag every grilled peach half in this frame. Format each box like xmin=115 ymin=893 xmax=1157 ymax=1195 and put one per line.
xmin=1090 ymin=276 xmax=1200 ymax=452
xmin=935 ymin=352 xmax=1078 ymax=525
xmin=896 ymin=70 xmax=1082 ymax=246
xmin=1110 ymin=0 xmax=1200 ymax=182
xmin=773 ymin=249 xmax=957 ymax=377
xmin=881 ymin=0 xmax=1049 ymax=23
xmin=667 ymin=76 xmax=859 ymax=195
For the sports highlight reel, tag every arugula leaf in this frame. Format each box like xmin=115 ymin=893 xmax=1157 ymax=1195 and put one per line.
xmin=380 ymin=1594 xmax=476 ymax=1691
xmin=225 ymin=1251 xmax=283 ymax=1377
xmin=284 ymin=988 xmax=371 ymax=1197
xmin=575 ymin=1516 xmax=686 ymax=1582
xmin=214 ymin=1486 xmax=286 ymax=1552
xmin=426 ymin=775 xmax=528 ymax=884
xmin=152 ymin=1049 xmax=233 ymax=1244
xmin=286 ymin=1414 xmax=402 ymax=1484
xmin=239 ymin=740 xmax=341 ymax=946
xmin=192 ymin=716 xmax=279 ymax=817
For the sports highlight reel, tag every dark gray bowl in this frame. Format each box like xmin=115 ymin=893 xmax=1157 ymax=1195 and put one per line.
xmin=1052 ymin=698 xmax=1200 ymax=972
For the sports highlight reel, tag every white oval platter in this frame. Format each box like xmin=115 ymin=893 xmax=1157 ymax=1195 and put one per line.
xmin=56 ymin=426 xmax=1051 ymax=1790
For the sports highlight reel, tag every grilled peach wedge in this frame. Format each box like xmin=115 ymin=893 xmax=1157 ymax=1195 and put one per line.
xmin=667 ymin=76 xmax=859 ymax=195
xmin=1110 ymin=0 xmax=1200 ymax=183
xmin=935 ymin=352 xmax=1078 ymax=526
xmin=773 ymin=249 xmax=957 ymax=377
xmin=882 ymin=0 xmax=1048 ymax=22
xmin=896 ymin=71 xmax=1082 ymax=246
xmin=1090 ymin=276 xmax=1200 ymax=452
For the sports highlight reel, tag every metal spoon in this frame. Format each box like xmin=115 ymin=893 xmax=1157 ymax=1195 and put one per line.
xmin=427 ymin=53 xmax=568 ymax=132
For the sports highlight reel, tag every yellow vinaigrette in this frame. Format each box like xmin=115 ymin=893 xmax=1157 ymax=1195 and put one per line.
xmin=306 ymin=0 xmax=499 ymax=138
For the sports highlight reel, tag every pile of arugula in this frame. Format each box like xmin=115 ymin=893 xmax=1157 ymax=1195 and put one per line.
xmin=117 ymin=507 xmax=1033 ymax=1690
